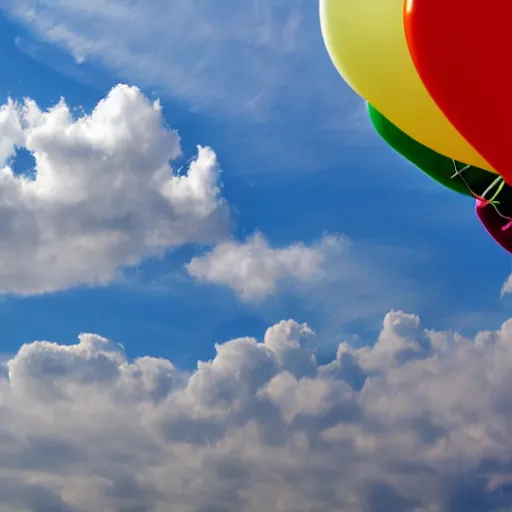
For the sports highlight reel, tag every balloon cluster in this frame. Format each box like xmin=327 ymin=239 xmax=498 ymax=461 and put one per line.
xmin=320 ymin=0 xmax=512 ymax=254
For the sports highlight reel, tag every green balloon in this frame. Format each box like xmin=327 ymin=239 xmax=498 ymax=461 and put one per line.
xmin=367 ymin=103 xmax=497 ymax=198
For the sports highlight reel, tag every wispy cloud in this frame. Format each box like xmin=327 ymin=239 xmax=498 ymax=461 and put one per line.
xmin=1 ymin=311 xmax=512 ymax=510
xmin=501 ymin=273 xmax=512 ymax=298
xmin=1 ymin=0 xmax=357 ymax=126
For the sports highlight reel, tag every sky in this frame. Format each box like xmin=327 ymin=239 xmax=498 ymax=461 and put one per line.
xmin=0 ymin=1 xmax=511 ymax=511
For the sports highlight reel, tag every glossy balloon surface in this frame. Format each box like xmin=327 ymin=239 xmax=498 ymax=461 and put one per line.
xmin=404 ymin=0 xmax=510 ymax=182
xmin=319 ymin=0 xmax=495 ymax=172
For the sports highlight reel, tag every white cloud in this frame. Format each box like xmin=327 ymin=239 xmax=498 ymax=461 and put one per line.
xmin=0 ymin=100 xmax=24 ymax=164
xmin=501 ymin=274 xmax=512 ymax=298
xmin=186 ymin=232 xmax=343 ymax=300
xmin=0 ymin=84 xmax=229 ymax=295
xmin=0 ymin=311 xmax=511 ymax=510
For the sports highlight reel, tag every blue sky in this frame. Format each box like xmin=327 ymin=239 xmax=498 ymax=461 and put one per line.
xmin=0 ymin=2 xmax=511 ymax=511
xmin=0 ymin=2 xmax=509 ymax=364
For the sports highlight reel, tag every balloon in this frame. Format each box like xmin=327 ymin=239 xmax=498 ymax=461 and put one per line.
xmin=319 ymin=0 xmax=495 ymax=173
xmin=368 ymin=104 xmax=512 ymax=220
xmin=403 ymin=0 xmax=512 ymax=184
xmin=476 ymin=199 xmax=512 ymax=254
xmin=368 ymin=104 xmax=495 ymax=198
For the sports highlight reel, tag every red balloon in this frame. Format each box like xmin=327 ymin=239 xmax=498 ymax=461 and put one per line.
xmin=404 ymin=0 xmax=512 ymax=185
xmin=476 ymin=199 xmax=512 ymax=254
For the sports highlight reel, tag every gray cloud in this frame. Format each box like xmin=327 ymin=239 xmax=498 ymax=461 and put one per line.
xmin=0 ymin=312 xmax=510 ymax=510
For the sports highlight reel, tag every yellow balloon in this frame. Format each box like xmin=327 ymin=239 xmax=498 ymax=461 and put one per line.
xmin=319 ymin=0 xmax=497 ymax=174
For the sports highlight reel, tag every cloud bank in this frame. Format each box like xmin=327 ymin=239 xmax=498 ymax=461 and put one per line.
xmin=1 ymin=311 xmax=512 ymax=511
xmin=0 ymin=84 xmax=229 ymax=295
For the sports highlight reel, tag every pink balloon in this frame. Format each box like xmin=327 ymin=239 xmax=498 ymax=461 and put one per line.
xmin=475 ymin=199 xmax=512 ymax=254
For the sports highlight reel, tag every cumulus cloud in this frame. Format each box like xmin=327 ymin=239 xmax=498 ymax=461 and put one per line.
xmin=186 ymin=232 xmax=343 ymax=300
xmin=0 ymin=84 xmax=229 ymax=295
xmin=1 ymin=311 xmax=512 ymax=510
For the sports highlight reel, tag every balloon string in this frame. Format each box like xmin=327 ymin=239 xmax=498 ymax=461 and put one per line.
xmin=450 ymin=160 xmax=512 ymax=222
xmin=481 ymin=176 xmax=504 ymax=203
xmin=450 ymin=163 xmax=471 ymax=178
xmin=450 ymin=160 xmax=482 ymax=199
